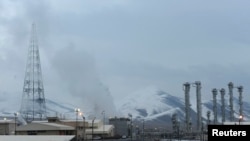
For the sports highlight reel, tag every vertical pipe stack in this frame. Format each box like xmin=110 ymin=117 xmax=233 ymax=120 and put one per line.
xmin=228 ymin=82 xmax=234 ymax=122
xmin=206 ymin=111 xmax=211 ymax=125
xmin=220 ymin=88 xmax=226 ymax=124
xmin=183 ymin=82 xmax=191 ymax=132
xmin=237 ymin=86 xmax=243 ymax=118
xmin=194 ymin=81 xmax=202 ymax=132
xmin=212 ymin=88 xmax=217 ymax=125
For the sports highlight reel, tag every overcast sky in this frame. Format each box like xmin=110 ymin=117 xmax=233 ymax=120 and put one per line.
xmin=1 ymin=0 xmax=250 ymax=116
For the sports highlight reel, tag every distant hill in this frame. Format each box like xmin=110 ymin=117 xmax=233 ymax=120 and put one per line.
xmin=116 ymin=86 xmax=250 ymax=129
xmin=1 ymin=86 xmax=250 ymax=130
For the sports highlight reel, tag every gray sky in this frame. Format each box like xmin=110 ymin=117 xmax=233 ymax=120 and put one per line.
xmin=1 ymin=0 xmax=250 ymax=116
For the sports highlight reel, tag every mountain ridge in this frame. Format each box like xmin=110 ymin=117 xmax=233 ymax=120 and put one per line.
xmin=116 ymin=86 xmax=250 ymax=128
xmin=1 ymin=86 xmax=249 ymax=128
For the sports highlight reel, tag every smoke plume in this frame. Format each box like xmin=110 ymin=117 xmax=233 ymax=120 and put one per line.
xmin=52 ymin=44 xmax=117 ymax=119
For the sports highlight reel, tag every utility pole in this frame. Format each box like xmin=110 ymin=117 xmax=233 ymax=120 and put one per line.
xmin=80 ymin=112 xmax=85 ymax=141
xmin=75 ymin=108 xmax=80 ymax=141
xmin=102 ymin=111 xmax=105 ymax=140
xmin=14 ymin=112 xmax=18 ymax=135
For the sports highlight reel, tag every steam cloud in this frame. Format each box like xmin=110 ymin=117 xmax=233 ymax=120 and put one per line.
xmin=52 ymin=44 xmax=117 ymax=119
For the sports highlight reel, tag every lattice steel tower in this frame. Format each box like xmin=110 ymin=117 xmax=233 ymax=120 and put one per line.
xmin=20 ymin=23 xmax=47 ymax=122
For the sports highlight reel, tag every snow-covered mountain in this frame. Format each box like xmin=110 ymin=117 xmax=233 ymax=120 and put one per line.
xmin=116 ymin=86 xmax=197 ymax=127
xmin=1 ymin=86 xmax=250 ymax=128
xmin=116 ymin=86 xmax=250 ymax=127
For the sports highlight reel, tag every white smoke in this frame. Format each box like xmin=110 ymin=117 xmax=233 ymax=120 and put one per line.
xmin=51 ymin=44 xmax=117 ymax=119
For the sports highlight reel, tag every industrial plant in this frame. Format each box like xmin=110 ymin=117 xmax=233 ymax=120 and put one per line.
xmin=0 ymin=23 xmax=249 ymax=141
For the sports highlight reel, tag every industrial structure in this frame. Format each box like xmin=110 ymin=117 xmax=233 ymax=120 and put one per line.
xmin=228 ymin=82 xmax=234 ymax=122
xmin=183 ymin=81 xmax=202 ymax=133
xmin=182 ymin=81 xmax=245 ymax=130
xmin=183 ymin=82 xmax=191 ymax=132
xmin=108 ymin=117 xmax=130 ymax=137
xmin=193 ymin=81 xmax=202 ymax=132
xmin=227 ymin=82 xmax=244 ymax=122
xmin=171 ymin=113 xmax=180 ymax=134
xmin=206 ymin=111 xmax=211 ymax=125
xmin=220 ymin=88 xmax=226 ymax=123
xmin=237 ymin=86 xmax=243 ymax=118
xmin=212 ymin=88 xmax=218 ymax=125
xmin=181 ymin=81 xmax=246 ymax=139
xmin=20 ymin=23 xmax=47 ymax=122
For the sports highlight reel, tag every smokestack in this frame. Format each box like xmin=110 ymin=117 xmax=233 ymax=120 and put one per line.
xmin=183 ymin=82 xmax=191 ymax=132
xmin=194 ymin=81 xmax=202 ymax=132
xmin=228 ymin=82 xmax=234 ymax=122
xmin=212 ymin=88 xmax=218 ymax=124
xmin=237 ymin=86 xmax=243 ymax=119
xmin=220 ymin=88 xmax=226 ymax=124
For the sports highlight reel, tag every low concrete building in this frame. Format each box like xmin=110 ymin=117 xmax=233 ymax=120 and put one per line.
xmin=8 ymin=116 xmax=114 ymax=140
xmin=0 ymin=119 xmax=15 ymax=135
xmin=85 ymin=120 xmax=114 ymax=139
xmin=60 ymin=119 xmax=114 ymax=140
xmin=109 ymin=117 xmax=130 ymax=137
xmin=16 ymin=122 xmax=75 ymax=135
